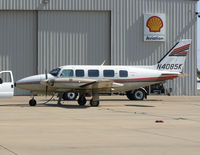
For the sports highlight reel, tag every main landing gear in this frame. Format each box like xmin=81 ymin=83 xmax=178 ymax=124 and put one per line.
xmin=78 ymin=95 xmax=87 ymax=106
xmin=89 ymin=92 xmax=99 ymax=107
xmin=126 ymin=89 xmax=146 ymax=100
xmin=62 ymin=92 xmax=78 ymax=100
xmin=77 ymin=92 xmax=100 ymax=107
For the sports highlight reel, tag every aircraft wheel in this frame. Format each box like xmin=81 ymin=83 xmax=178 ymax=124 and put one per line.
xmin=62 ymin=92 xmax=78 ymax=100
xmin=126 ymin=90 xmax=135 ymax=100
xmin=133 ymin=89 xmax=145 ymax=100
xmin=90 ymin=99 xmax=100 ymax=107
xmin=78 ymin=96 xmax=87 ymax=106
xmin=29 ymin=99 xmax=37 ymax=106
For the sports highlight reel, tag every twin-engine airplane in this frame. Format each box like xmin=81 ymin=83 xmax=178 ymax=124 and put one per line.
xmin=16 ymin=39 xmax=191 ymax=107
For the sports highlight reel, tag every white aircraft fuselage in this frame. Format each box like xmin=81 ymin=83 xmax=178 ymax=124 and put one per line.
xmin=15 ymin=39 xmax=191 ymax=106
xmin=16 ymin=65 xmax=179 ymax=94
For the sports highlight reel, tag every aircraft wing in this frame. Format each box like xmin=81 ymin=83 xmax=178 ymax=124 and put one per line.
xmin=80 ymin=80 xmax=123 ymax=89
xmin=40 ymin=78 xmax=124 ymax=93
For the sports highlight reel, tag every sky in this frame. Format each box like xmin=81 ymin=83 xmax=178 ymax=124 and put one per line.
xmin=197 ymin=1 xmax=200 ymax=69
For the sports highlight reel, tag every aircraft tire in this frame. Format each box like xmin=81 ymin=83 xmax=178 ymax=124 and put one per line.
xmin=62 ymin=92 xmax=78 ymax=100
xmin=29 ymin=99 xmax=37 ymax=106
xmin=90 ymin=100 xmax=99 ymax=107
xmin=126 ymin=91 xmax=135 ymax=100
xmin=78 ymin=96 xmax=87 ymax=106
xmin=133 ymin=89 xmax=145 ymax=100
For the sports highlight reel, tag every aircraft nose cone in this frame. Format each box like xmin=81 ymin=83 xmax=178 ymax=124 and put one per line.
xmin=15 ymin=73 xmax=55 ymax=90
xmin=15 ymin=74 xmax=45 ymax=89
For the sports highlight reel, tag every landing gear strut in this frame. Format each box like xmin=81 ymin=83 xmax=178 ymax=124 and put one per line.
xmin=29 ymin=98 xmax=37 ymax=106
xmin=57 ymin=93 xmax=64 ymax=105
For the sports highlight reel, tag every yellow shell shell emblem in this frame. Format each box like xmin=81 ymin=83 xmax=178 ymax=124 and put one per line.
xmin=146 ymin=16 xmax=163 ymax=32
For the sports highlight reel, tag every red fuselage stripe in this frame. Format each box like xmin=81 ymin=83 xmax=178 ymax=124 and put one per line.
xmin=173 ymin=44 xmax=190 ymax=52
xmin=113 ymin=75 xmax=178 ymax=82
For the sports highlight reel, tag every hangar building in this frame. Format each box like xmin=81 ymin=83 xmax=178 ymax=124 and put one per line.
xmin=0 ymin=0 xmax=198 ymax=95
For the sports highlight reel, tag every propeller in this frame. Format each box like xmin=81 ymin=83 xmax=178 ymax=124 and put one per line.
xmin=45 ymin=69 xmax=48 ymax=96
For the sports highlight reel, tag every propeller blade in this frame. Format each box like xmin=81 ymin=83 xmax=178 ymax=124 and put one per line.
xmin=45 ymin=69 xmax=48 ymax=96
xmin=45 ymin=69 xmax=48 ymax=79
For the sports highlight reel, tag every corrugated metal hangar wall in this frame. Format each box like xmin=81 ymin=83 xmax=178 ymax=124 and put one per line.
xmin=0 ymin=0 xmax=197 ymax=95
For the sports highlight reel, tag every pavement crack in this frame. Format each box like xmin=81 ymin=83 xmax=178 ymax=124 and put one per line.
xmin=0 ymin=144 xmax=18 ymax=155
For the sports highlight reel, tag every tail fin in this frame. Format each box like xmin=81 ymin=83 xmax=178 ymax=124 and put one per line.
xmin=155 ymin=39 xmax=191 ymax=73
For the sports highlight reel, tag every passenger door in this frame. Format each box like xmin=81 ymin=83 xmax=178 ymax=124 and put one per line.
xmin=0 ymin=71 xmax=14 ymax=98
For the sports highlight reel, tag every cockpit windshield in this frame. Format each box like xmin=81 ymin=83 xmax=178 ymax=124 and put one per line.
xmin=49 ymin=68 xmax=61 ymax=76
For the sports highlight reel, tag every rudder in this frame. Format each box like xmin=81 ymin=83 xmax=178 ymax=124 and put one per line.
xmin=156 ymin=39 xmax=191 ymax=73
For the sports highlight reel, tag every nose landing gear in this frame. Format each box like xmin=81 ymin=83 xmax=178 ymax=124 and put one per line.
xmin=29 ymin=98 xmax=37 ymax=106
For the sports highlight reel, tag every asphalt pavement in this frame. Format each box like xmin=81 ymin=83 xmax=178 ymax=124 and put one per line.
xmin=0 ymin=96 xmax=200 ymax=155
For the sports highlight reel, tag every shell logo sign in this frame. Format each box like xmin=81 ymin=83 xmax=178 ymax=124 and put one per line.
xmin=144 ymin=14 xmax=166 ymax=41
xmin=146 ymin=16 xmax=163 ymax=32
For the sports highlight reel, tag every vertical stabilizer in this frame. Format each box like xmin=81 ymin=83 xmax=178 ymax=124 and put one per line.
xmin=155 ymin=39 xmax=191 ymax=73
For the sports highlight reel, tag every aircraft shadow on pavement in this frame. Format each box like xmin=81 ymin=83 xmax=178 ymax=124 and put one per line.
xmin=0 ymin=103 xmax=89 ymax=109
xmin=0 ymin=98 xmax=160 ymax=108
xmin=125 ymin=104 xmax=155 ymax=107
xmin=43 ymin=103 xmax=89 ymax=109
xmin=39 ymin=98 xmax=162 ymax=102
xmin=0 ymin=104 xmax=29 ymax=107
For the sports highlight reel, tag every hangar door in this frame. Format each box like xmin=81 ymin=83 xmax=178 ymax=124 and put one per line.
xmin=0 ymin=11 xmax=37 ymax=95
xmin=38 ymin=11 xmax=111 ymax=73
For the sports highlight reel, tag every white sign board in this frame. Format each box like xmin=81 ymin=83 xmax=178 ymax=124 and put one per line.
xmin=144 ymin=14 xmax=166 ymax=41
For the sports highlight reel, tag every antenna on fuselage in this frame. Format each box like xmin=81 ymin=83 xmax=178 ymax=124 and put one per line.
xmin=101 ymin=60 xmax=106 ymax=66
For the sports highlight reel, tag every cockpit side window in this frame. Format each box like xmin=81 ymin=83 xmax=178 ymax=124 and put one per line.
xmin=49 ymin=68 xmax=61 ymax=76
xmin=60 ymin=69 xmax=74 ymax=77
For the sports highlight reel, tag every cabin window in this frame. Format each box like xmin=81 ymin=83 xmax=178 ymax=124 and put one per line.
xmin=76 ymin=69 xmax=84 ymax=77
xmin=60 ymin=69 xmax=74 ymax=77
xmin=119 ymin=70 xmax=128 ymax=77
xmin=103 ymin=70 xmax=114 ymax=77
xmin=88 ymin=70 xmax=99 ymax=77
